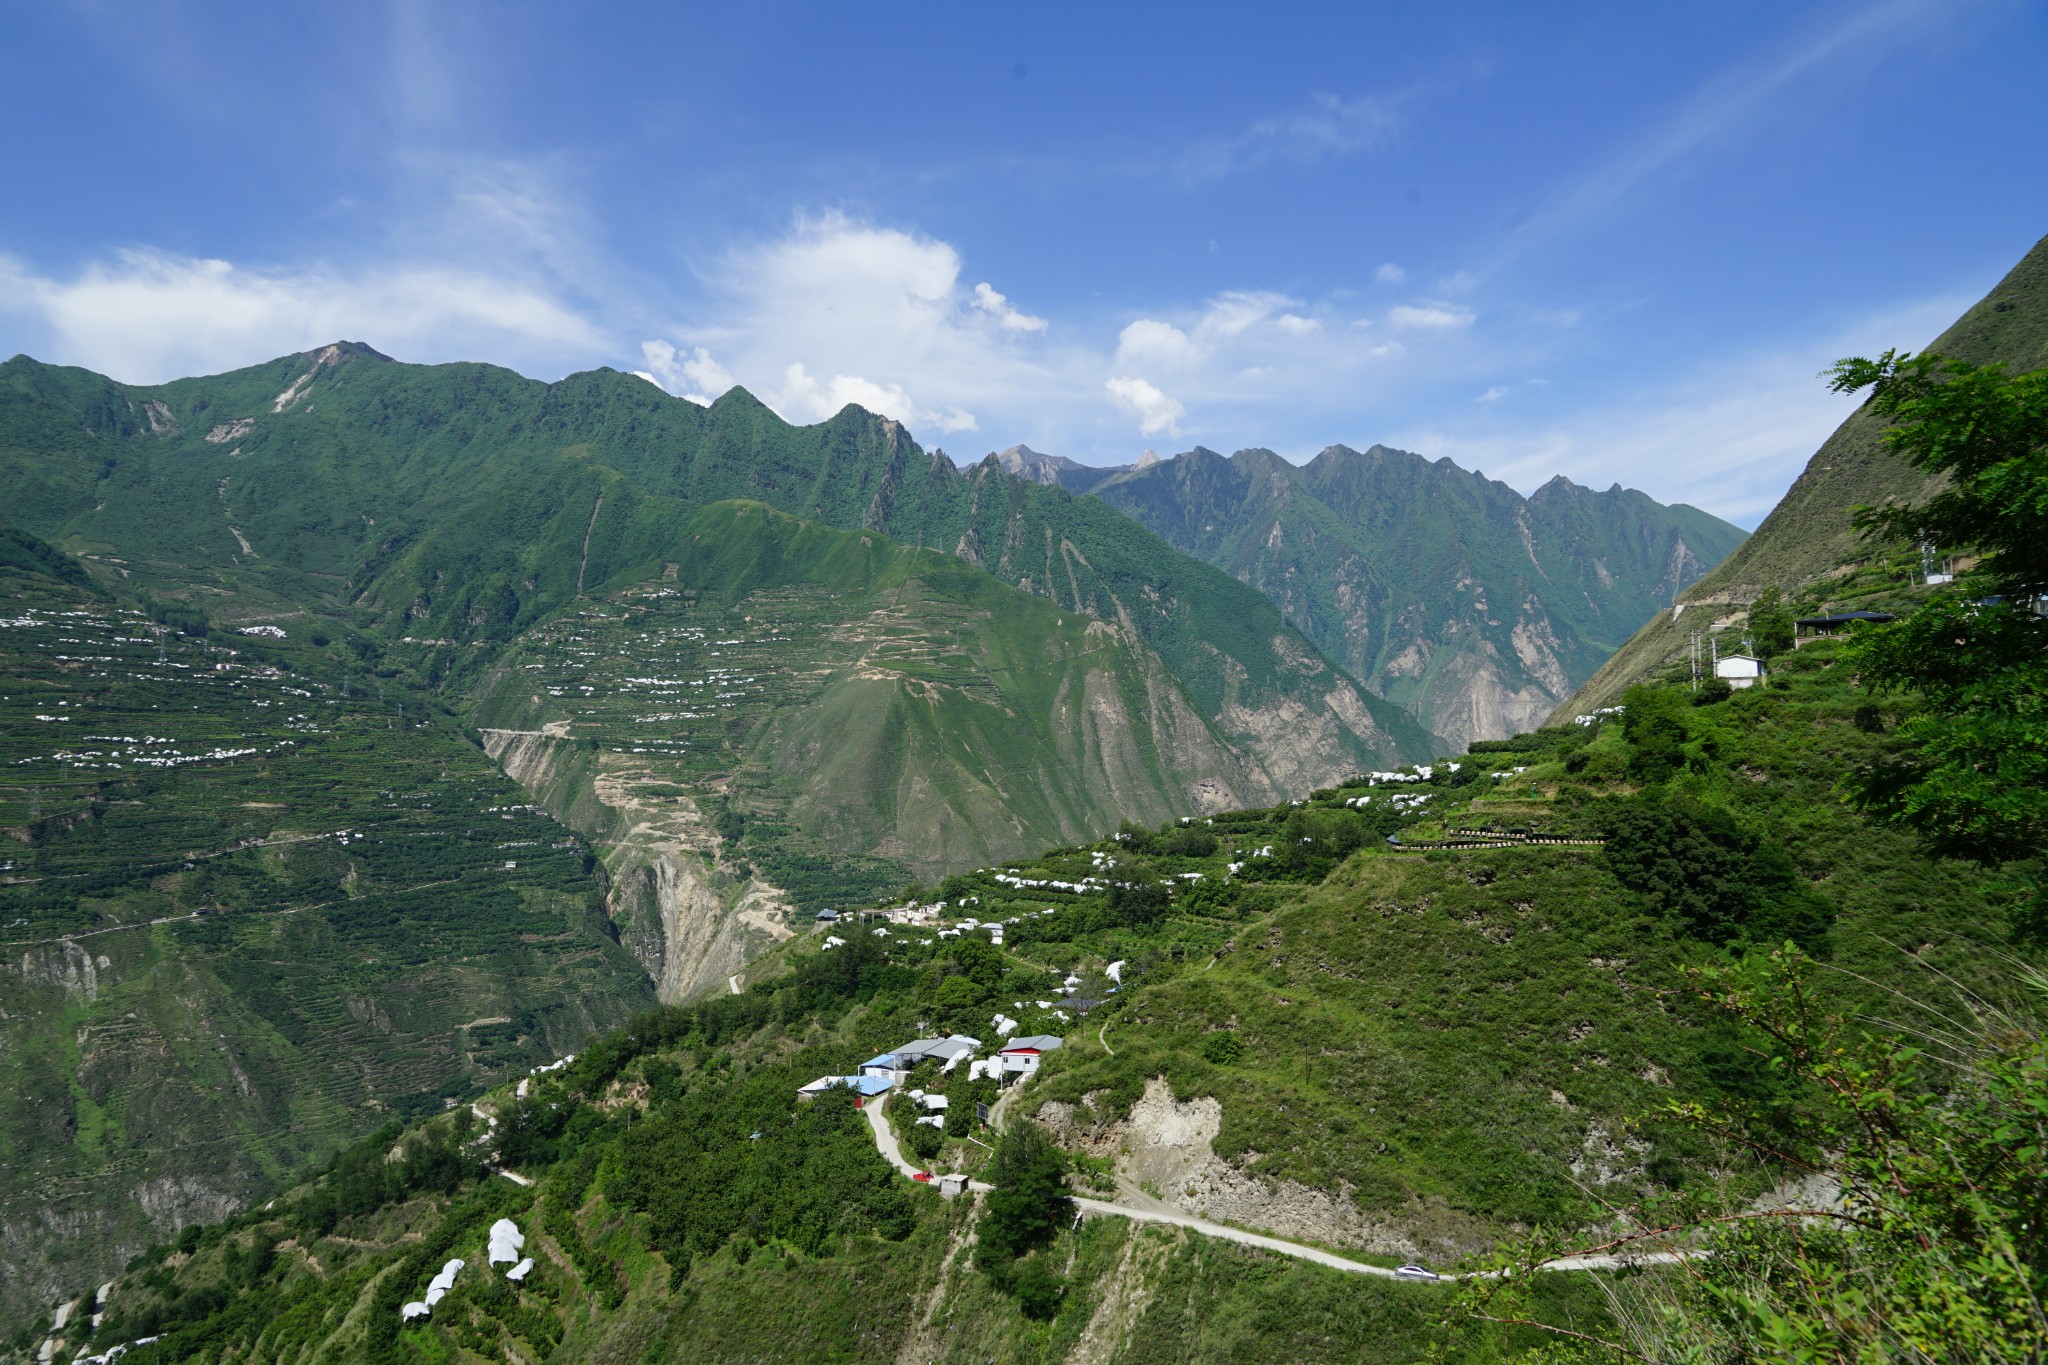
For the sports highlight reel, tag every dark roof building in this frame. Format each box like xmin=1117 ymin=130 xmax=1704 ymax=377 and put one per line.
xmin=890 ymin=1034 xmax=982 ymax=1065
xmin=1795 ymin=610 xmax=1896 ymax=628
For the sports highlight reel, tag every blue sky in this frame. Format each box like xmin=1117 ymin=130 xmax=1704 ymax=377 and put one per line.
xmin=2 ymin=2 xmax=2045 ymax=524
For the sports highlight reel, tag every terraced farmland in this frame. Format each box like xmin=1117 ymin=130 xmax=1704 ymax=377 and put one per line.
xmin=466 ymin=502 xmax=1269 ymax=997
xmin=0 ymin=571 xmax=652 ymax=1323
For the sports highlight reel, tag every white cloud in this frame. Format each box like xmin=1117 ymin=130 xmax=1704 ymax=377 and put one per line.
xmin=1375 ymin=262 xmax=1407 ymax=285
xmin=1477 ymin=386 xmax=1507 ymax=403
xmin=0 ymin=247 xmax=605 ymax=384
xmin=1104 ymin=376 xmax=1185 ymax=436
xmin=634 ymin=339 xmax=734 ymax=404
xmin=969 ymin=281 xmax=1048 ymax=333
xmin=1114 ymin=291 xmax=1311 ymax=372
xmin=1114 ymin=318 xmax=1196 ymax=370
xmin=636 ymin=213 xmax=1078 ymax=442
xmin=1389 ymin=303 xmax=1476 ymax=330
xmin=777 ymin=362 xmax=979 ymax=433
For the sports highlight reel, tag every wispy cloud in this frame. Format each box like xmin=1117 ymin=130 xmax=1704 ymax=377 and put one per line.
xmin=1382 ymin=290 xmax=1968 ymax=524
xmin=1389 ymin=303 xmax=1476 ymax=331
xmin=1172 ymin=89 xmax=1409 ymax=183
xmin=969 ymin=282 xmax=1048 ymax=334
xmin=1104 ymin=376 xmax=1185 ymax=437
xmin=1473 ymin=0 xmax=1956 ymax=280
xmin=634 ymin=340 xmax=732 ymax=405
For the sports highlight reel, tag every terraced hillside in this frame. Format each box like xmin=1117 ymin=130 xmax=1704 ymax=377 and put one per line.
xmin=0 ymin=562 xmax=651 ymax=1326
xmin=465 ymin=500 xmax=1268 ymax=999
xmin=0 ymin=340 xmax=1436 ymax=1003
xmin=1560 ymin=229 xmax=2048 ymax=716
xmin=33 ymin=610 xmax=2030 ymax=1361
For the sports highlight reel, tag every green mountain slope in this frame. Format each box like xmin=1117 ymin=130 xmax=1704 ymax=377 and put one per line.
xmin=0 ymin=554 xmax=651 ymax=1327
xmin=461 ymin=500 xmax=1274 ymax=998
xmin=0 ymin=345 xmax=1434 ymax=787
xmin=32 ymin=624 xmax=2020 ymax=1362
xmin=1560 ymin=230 xmax=2048 ymax=717
xmin=1076 ymin=444 xmax=1744 ymax=752
xmin=0 ymin=351 xmax=1435 ymax=1320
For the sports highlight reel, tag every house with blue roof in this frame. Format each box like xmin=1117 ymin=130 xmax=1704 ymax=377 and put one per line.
xmin=796 ymin=1073 xmax=894 ymax=1106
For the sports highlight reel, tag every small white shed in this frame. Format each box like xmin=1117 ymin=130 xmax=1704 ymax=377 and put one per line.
xmin=1715 ymin=654 xmax=1765 ymax=689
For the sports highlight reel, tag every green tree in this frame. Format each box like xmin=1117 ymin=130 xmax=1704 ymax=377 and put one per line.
xmin=1107 ymin=878 xmax=1169 ymax=928
xmin=1621 ymin=684 xmax=1691 ymax=783
xmin=944 ymin=1093 xmax=972 ymax=1138
xmin=1600 ymin=789 xmax=1831 ymax=948
xmin=977 ymin=1121 xmax=1071 ymax=1277
xmin=904 ymin=1115 xmax=943 ymax=1162
xmin=1829 ymin=352 xmax=2048 ymax=930
xmin=952 ymin=935 xmax=1007 ymax=990
xmin=929 ymin=974 xmax=988 ymax=1034
xmin=1692 ymin=675 xmax=1733 ymax=706
xmin=1747 ymin=586 xmax=1795 ymax=660
xmin=1012 ymin=1253 xmax=1066 ymax=1321
xmin=1831 ymin=351 xmax=2048 ymax=596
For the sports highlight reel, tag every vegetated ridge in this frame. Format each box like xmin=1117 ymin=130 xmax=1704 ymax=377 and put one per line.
xmin=1560 ymin=229 xmax=2048 ymax=717
xmin=0 ymin=346 xmax=1434 ymax=909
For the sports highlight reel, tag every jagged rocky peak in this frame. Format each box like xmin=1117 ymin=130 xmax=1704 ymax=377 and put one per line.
xmin=991 ymin=444 xmax=1089 ymax=484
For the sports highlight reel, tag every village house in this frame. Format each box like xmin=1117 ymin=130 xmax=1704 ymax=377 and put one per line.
xmin=1793 ymin=610 xmax=1895 ymax=648
xmin=1714 ymin=654 xmax=1765 ymax=689
xmin=796 ymin=1074 xmax=893 ymax=1105
xmin=998 ymin=1034 xmax=1063 ymax=1078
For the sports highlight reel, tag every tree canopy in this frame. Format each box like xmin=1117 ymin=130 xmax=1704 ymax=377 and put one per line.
xmin=1828 ymin=352 xmax=2048 ymax=930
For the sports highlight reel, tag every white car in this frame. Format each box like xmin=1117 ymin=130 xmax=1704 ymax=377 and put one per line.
xmin=1394 ymin=1262 xmax=1441 ymax=1281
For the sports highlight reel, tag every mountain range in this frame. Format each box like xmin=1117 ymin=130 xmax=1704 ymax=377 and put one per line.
xmin=11 ymin=223 xmax=2037 ymax=1345
xmin=17 ymin=211 xmax=2036 ymax=1352
xmin=0 ymin=346 xmax=1436 ymax=1314
xmin=1067 ymin=446 xmax=1744 ymax=751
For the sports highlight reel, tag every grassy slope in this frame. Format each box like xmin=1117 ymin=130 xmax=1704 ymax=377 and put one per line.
xmin=1034 ymin=650 xmax=2005 ymax=1254
xmin=1560 ymin=230 xmax=2048 ymax=717
xmin=0 ymin=563 xmax=652 ymax=1327
xmin=27 ymin=922 xmax=1597 ymax=1365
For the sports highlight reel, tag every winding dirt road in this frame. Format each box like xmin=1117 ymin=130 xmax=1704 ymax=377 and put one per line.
xmin=863 ymin=1096 xmax=1688 ymax=1282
